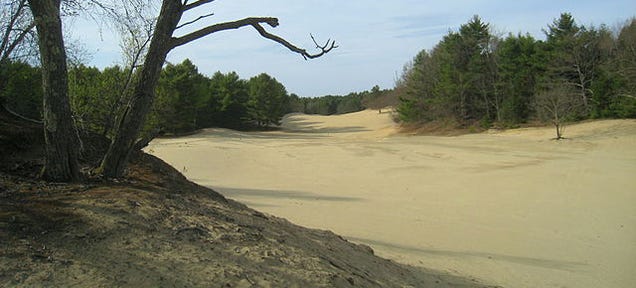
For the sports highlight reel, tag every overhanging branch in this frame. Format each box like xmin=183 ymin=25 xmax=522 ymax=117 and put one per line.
xmin=171 ymin=17 xmax=279 ymax=48
xmin=170 ymin=17 xmax=337 ymax=60
xmin=251 ymin=24 xmax=337 ymax=60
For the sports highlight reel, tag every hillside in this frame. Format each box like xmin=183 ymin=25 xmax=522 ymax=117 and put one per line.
xmin=0 ymin=109 xmax=494 ymax=287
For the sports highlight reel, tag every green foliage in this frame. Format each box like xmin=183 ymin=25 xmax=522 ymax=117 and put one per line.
xmin=148 ymin=59 xmax=208 ymax=134
xmin=287 ymin=93 xmax=304 ymax=113
xmin=496 ymin=34 xmax=543 ymax=123
xmin=296 ymin=85 xmax=392 ymax=117
xmin=399 ymin=16 xmax=497 ymax=124
xmin=397 ymin=49 xmax=448 ymax=122
xmin=398 ymin=13 xmax=636 ymax=128
xmin=300 ymin=94 xmax=364 ymax=116
xmin=0 ymin=61 xmax=42 ymax=119
xmin=203 ymin=71 xmax=249 ymax=129
xmin=147 ymin=62 xmax=293 ymax=132
xmin=247 ymin=73 xmax=289 ymax=127
xmin=68 ymin=64 xmax=129 ymax=135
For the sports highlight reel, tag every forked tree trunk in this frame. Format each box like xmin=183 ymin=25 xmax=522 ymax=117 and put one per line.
xmin=29 ymin=0 xmax=80 ymax=182
xmin=99 ymin=0 xmax=183 ymax=178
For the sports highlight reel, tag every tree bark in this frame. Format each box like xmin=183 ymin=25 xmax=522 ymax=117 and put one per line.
xmin=99 ymin=0 xmax=183 ymax=178
xmin=29 ymin=0 xmax=80 ymax=182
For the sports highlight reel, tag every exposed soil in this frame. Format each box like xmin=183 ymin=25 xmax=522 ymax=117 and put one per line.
xmin=0 ymin=109 xmax=495 ymax=287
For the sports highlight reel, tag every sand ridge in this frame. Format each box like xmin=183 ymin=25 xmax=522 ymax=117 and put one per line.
xmin=147 ymin=110 xmax=636 ymax=288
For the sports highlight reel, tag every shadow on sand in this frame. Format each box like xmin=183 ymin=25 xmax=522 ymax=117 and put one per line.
xmin=283 ymin=126 xmax=372 ymax=134
xmin=207 ymin=186 xmax=364 ymax=203
xmin=346 ymin=237 xmax=589 ymax=273
xmin=282 ymin=116 xmax=372 ymax=134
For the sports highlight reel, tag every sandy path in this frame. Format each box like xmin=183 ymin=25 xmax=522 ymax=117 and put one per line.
xmin=147 ymin=111 xmax=636 ymax=288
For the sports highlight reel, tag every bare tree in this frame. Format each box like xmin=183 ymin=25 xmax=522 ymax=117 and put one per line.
xmin=1 ymin=0 xmax=37 ymax=118
xmin=536 ymin=83 xmax=582 ymax=140
xmin=99 ymin=0 xmax=336 ymax=178
xmin=28 ymin=0 xmax=80 ymax=181
xmin=0 ymin=0 xmax=36 ymax=63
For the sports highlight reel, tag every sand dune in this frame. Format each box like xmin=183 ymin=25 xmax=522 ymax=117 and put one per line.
xmin=147 ymin=110 xmax=636 ymax=288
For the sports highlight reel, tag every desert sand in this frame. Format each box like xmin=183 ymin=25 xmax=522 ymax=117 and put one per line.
xmin=147 ymin=110 xmax=636 ymax=288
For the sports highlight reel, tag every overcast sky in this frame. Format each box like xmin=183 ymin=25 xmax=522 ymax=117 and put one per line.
xmin=71 ymin=1 xmax=635 ymax=97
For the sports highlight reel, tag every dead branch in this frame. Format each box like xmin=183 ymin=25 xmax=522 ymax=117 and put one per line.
xmin=176 ymin=12 xmax=214 ymax=29
xmin=251 ymin=24 xmax=337 ymax=60
xmin=170 ymin=17 xmax=337 ymax=60
xmin=170 ymin=17 xmax=279 ymax=48
xmin=183 ymin=0 xmax=215 ymax=12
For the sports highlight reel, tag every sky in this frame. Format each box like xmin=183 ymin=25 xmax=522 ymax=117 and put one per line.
xmin=70 ymin=1 xmax=636 ymax=97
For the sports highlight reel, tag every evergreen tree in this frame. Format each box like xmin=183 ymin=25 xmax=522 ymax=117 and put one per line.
xmin=542 ymin=13 xmax=595 ymax=115
xmin=206 ymin=71 xmax=249 ymax=129
xmin=149 ymin=59 xmax=207 ymax=134
xmin=0 ymin=61 xmax=42 ymax=119
xmin=247 ymin=73 xmax=289 ymax=127
xmin=495 ymin=34 xmax=543 ymax=123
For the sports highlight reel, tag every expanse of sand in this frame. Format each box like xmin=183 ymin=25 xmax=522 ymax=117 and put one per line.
xmin=147 ymin=110 xmax=636 ymax=288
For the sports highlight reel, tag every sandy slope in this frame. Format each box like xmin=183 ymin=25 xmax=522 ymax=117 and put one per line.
xmin=147 ymin=110 xmax=636 ymax=288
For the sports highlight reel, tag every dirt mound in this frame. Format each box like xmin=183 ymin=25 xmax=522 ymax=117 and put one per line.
xmin=0 ymin=110 xmax=494 ymax=286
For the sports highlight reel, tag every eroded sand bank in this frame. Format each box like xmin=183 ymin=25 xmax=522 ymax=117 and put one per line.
xmin=147 ymin=110 xmax=636 ymax=288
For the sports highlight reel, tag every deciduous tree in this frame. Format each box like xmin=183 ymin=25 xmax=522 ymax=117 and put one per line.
xmin=536 ymin=83 xmax=581 ymax=139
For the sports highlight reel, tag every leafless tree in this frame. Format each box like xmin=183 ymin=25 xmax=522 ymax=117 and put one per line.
xmin=0 ymin=0 xmax=36 ymax=63
xmin=536 ymin=83 xmax=582 ymax=140
xmin=1 ymin=0 xmax=37 ymax=119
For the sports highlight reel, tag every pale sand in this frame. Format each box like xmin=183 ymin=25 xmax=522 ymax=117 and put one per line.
xmin=147 ymin=110 xmax=636 ymax=288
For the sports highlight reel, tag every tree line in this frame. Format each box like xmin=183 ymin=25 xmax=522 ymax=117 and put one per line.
xmin=2 ymin=58 xmax=394 ymax=137
xmin=288 ymin=85 xmax=395 ymax=116
xmin=397 ymin=13 xmax=636 ymax=137
xmin=2 ymin=60 xmax=393 ymax=139
xmin=2 ymin=59 xmax=294 ymax=134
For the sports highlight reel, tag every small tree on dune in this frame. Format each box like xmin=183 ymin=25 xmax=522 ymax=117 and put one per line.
xmin=535 ymin=83 xmax=582 ymax=140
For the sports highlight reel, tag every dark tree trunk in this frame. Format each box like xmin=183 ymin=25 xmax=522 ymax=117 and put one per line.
xmin=29 ymin=0 xmax=80 ymax=182
xmin=99 ymin=0 xmax=183 ymax=178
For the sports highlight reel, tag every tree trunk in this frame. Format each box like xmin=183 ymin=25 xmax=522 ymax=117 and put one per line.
xmin=553 ymin=111 xmax=563 ymax=140
xmin=29 ymin=0 xmax=80 ymax=182
xmin=99 ymin=0 xmax=183 ymax=178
